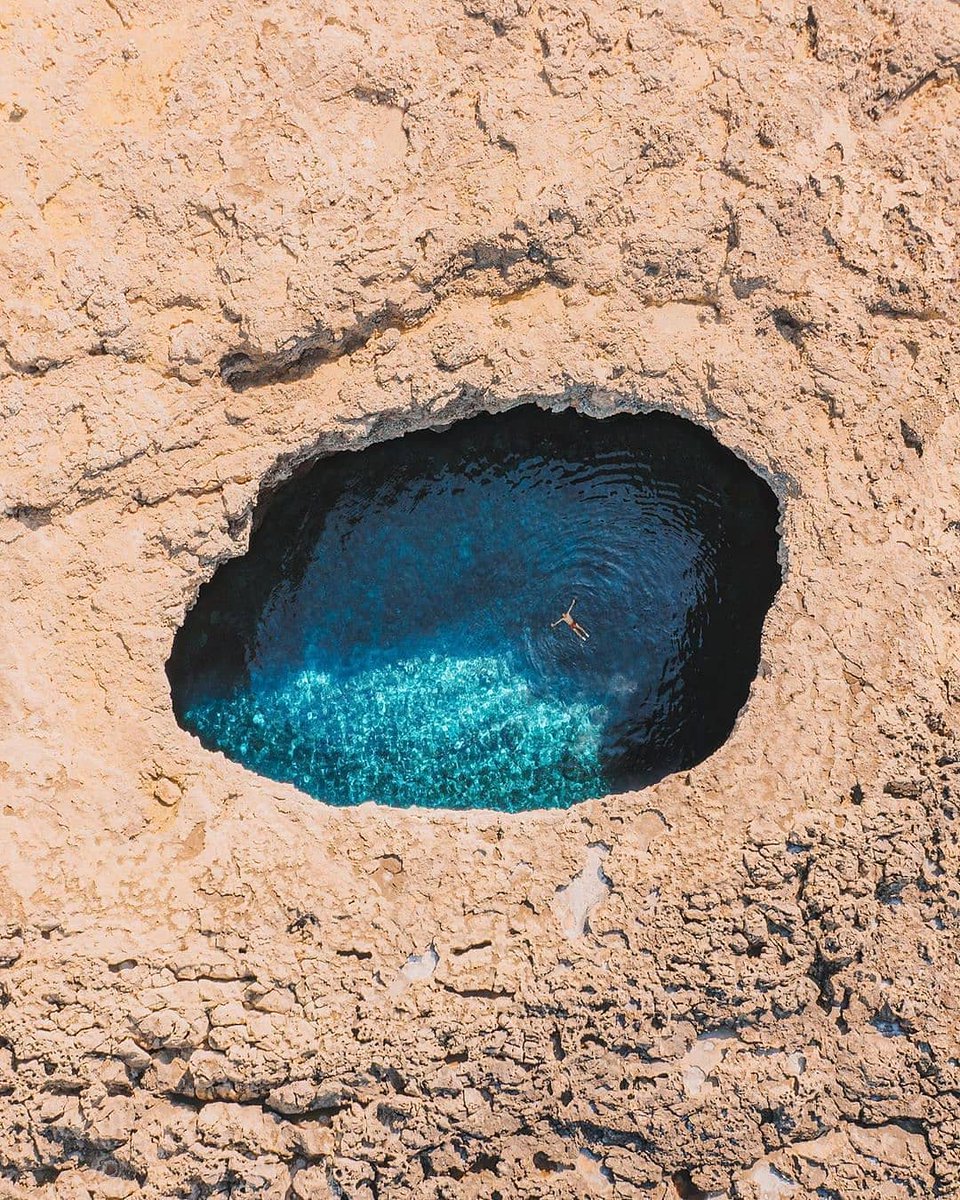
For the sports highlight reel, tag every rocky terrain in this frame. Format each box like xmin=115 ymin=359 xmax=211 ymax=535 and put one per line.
xmin=1 ymin=0 xmax=959 ymax=1195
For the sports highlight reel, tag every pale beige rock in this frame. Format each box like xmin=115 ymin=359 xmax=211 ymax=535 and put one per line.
xmin=1 ymin=0 xmax=959 ymax=1195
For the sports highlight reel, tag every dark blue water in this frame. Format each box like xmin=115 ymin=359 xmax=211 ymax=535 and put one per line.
xmin=168 ymin=406 xmax=781 ymax=811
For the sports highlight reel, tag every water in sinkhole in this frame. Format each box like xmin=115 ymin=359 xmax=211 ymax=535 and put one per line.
xmin=167 ymin=405 xmax=781 ymax=811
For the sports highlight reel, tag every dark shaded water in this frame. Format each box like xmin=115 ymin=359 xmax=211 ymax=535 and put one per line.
xmin=168 ymin=406 xmax=781 ymax=811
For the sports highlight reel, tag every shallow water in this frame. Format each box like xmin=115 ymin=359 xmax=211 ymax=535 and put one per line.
xmin=168 ymin=406 xmax=781 ymax=811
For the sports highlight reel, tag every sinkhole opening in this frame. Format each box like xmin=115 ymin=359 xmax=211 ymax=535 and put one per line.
xmin=167 ymin=405 xmax=782 ymax=812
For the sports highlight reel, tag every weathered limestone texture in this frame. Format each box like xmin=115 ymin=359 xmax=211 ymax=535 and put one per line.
xmin=1 ymin=0 xmax=959 ymax=1195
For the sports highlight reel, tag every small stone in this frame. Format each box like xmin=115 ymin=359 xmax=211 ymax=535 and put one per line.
xmin=883 ymin=778 xmax=923 ymax=800
xmin=291 ymin=1164 xmax=335 ymax=1199
xmin=153 ymin=777 xmax=181 ymax=807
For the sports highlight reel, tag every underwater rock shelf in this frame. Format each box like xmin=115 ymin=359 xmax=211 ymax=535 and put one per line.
xmin=168 ymin=405 xmax=781 ymax=811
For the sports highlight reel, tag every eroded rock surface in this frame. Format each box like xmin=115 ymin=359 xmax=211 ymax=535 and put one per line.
xmin=1 ymin=0 xmax=959 ymax=1195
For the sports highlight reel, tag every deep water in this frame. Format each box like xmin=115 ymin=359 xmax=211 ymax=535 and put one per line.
xmin=168 ymin=406 xmax=781 ymax=811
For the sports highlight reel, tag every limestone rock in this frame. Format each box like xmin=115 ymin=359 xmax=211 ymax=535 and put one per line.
xmin=1 ymin=0 xmax=959 ymax=1195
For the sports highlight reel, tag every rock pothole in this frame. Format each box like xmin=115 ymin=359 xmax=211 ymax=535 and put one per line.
xmin=168 ymin=403 xmax=781 ymax=810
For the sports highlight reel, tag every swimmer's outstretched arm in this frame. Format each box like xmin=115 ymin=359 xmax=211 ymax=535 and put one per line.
xmin=550 ymin=617 xmax=565 ymax=627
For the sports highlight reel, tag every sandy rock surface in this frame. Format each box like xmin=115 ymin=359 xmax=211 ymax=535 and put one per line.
xmin=2 ymin=0 xmax=960 ymax=1195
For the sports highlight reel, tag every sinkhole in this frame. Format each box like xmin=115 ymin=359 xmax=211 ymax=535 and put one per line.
xmin=167 ymin=405 xmax=782 ymax=812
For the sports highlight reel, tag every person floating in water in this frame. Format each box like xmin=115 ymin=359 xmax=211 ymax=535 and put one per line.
xmin=551 ymin=598 xmax=590 ymax=641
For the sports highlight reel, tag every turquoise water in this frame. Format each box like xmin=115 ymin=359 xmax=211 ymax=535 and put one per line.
xmin=168 ymin=406 xmax=781 ymax=811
